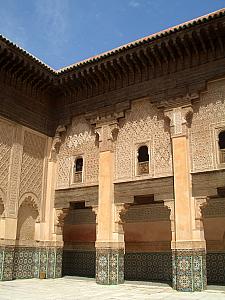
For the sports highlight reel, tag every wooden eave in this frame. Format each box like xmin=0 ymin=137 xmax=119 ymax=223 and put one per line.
xmin=0 ymin=8 xmax=225 ymax=95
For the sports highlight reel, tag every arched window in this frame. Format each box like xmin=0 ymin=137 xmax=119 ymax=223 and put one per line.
xmin=137 ymin=145 xmax=149 ymax=175
xmin=219 ymin=131 xmax=225 ymax=163
xmin=74 ymin=157 xmax=83 ymax=183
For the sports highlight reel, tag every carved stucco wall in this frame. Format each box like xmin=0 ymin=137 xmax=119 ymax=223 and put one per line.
xmin=0 ymin=119 xmax=14 ymax=203
xmin=19 ymin=131 xmax=46 ymax=204
xmin=191 ymin=79 xmax=225 ymax=172
xmin=0 ymin=117 xmax=47 ymax=222
xmin=57 ymin=116 xmax=99 ymax=188
xmin=16 ymin=201 xmax=39 ymax=240
xmin=0 ymin=197 xmax=4 ymax=216
xmin=115 ymin=99 xmax=172 ymax=181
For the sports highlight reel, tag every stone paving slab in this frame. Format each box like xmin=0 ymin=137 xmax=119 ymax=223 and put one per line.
xmin=0 ymin=277 xmax=225 ymax=300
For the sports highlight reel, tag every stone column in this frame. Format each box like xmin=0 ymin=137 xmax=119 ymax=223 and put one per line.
xmin=36 ymin=125 xmax=67 ymax=280
xmin=92 ymin=113 xmax=126 ymax=285
xmin=165 ymin=103 xmax=207 ymax=291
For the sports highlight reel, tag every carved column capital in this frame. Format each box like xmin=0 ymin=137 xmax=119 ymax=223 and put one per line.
xmin=87 ymin=111 xmax=125 ymax=152
xmin=164 ymin=105 xmax=193 ymax=137
xmin=91 ymin=205 xmax=98 ymax=224
xmin=194 ymin=196 xmax=208 ymax=230
xmin=162 ymin=93 xmax=199 ymax=137
xmin=95 ymin=121 xmax=119 ymax=152
xmin=50 ymin=125 xmax=67 ymax=161
xmin=114 ymin=203 xmax=129 ymax=235
xmin=54 ymin=207 xmax=69 ymax=235
xmin=114 ymin=203 xmax=130 ymax=225
xmin=163 ymin=199 xmax=175 ymax=234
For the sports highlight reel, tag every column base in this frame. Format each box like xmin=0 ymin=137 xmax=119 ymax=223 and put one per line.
xmin=172 ymin=249 xmax=207 ymax=292
xmin=96 ymin=248 xmax=124 ymax=285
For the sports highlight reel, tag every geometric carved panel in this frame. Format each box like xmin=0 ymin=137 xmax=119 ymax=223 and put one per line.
xmin=57 ymin=116 xmax=99 ymax=188
xmin=0 ymin=197 xmax=4 ymax=216
xmin=191 ymin=79 xmax=225 ymax=172
xmin=19 ymin=131 xmax=46 ymax=202
xmin=0 ymin=119 xmax=14 ymax=196
xmin=115 ymin=99 xmax=172 ymax=180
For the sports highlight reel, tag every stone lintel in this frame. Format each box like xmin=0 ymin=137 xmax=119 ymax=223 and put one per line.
xmin=171 ymin=240 xmax=206 ymax=250
xmin=95 ymin=241 xmax=125 ymax=250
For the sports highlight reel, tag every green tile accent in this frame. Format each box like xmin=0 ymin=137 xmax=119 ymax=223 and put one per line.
xmin=172 ymin=249 xmax=207 ymax=292
xmin=0 ymin=246 xmax=63 ymax=281
xmin=96 ymin=248 xmax=124 ymax=285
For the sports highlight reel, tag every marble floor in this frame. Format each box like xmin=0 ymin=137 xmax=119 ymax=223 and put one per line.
xmin=0 ymin=277 xmax=225 ymax=300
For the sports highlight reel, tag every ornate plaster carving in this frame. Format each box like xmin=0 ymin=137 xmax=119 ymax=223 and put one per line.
xmin=0 ymin=119 xmax=14 ymax=196
xmin=194 ymin=196 xmax=208 ymax=230
xmin=19 ymin=131 xmax=46 ymax=204
xmin=91 ymin=205 xmax=98 ymax=224
xmin=115 ymin=99 xmax=172 ymax=180
xmin=164 ymin=101 xmax=194 ymax=137
xmin=50 ymin=125 xmax=67 ymax=161
xmin=114 ymin=203 xmax=129 ymax=234
xmin=19 ymin=193 xmax=40 ymax=213
xmin=190 ymin=80 xmax=225 ymax=172
xmin=88 ymin=111 xmax=124 ymax=152
xmin=54 ymin=207 xmax=69 ymax=235
xmin=57 ymin=116 xmax=99 ymax=188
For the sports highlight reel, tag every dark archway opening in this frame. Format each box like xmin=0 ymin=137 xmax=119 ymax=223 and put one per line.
xmin=123 ymin=195 xmax=172 ymax=284
xmin=62 ymin=202 xmax=96 ymax=278
xmin=202 ymin=190 xmax=225 ymax=285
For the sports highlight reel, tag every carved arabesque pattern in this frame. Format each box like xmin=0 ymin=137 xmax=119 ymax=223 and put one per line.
xmin=191 ymin=80 xmax=225 ymax=171
xmin=19 ymin=131 xmax=46 ymax=202
xmin=0 ymin=197 xmax=5 ymax=216
xmin=0 ymin=120 xmax=14 ymax=195
xmin=115 ymin=99 xmax=172 ymax=180
xmin=57 ymin=116 xmax=99 ymax=188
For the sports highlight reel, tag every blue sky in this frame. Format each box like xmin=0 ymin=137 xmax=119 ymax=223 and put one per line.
xmin=0 ymin=0 xmax=224 ymax=70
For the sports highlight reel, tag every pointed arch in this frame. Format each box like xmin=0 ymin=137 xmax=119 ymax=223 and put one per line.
xmin=16 ymin=193 xmax=39 ymax=241
xmin=19 ymin=192 xmax=40 ymax=213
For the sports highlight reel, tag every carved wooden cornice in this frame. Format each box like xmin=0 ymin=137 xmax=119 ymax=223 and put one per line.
xmin=1 ymin=9 xmax=225 ymax=135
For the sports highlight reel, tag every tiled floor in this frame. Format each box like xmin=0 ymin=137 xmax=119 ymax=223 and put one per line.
xmin=0 ymin=277 xmax=225 ymax=300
